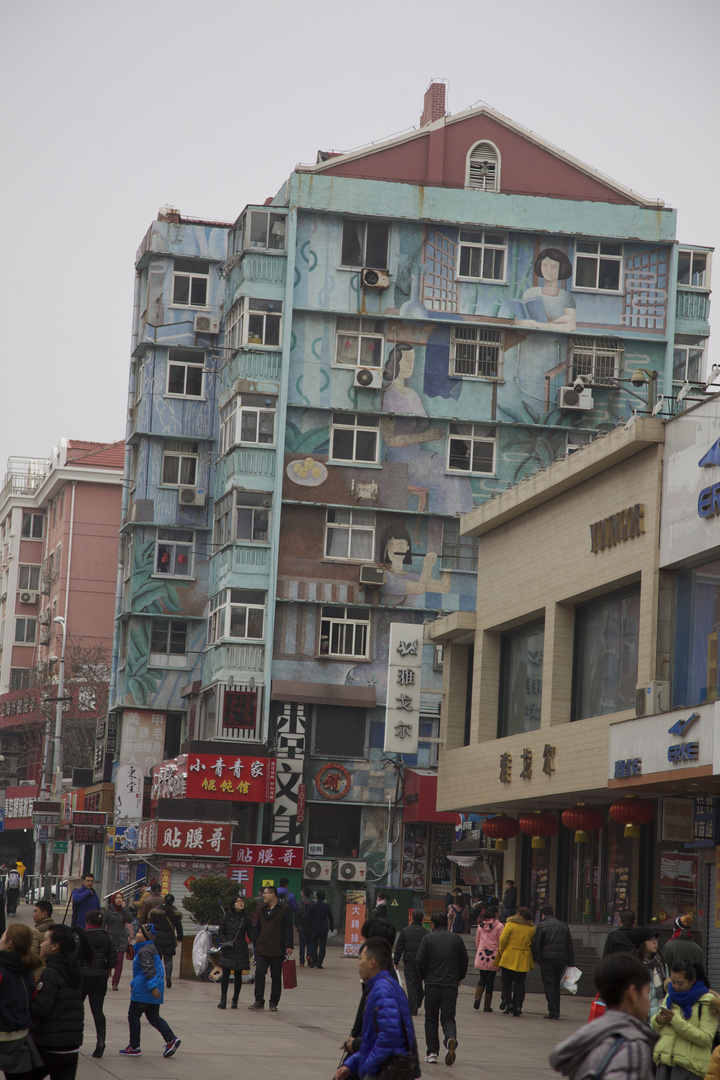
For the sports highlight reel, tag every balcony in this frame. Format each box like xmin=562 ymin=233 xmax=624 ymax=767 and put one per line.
xmin=203 ymin=642 xmax=265 ymax=683
xmin=676 ymin=286 xmax=711 ymax=336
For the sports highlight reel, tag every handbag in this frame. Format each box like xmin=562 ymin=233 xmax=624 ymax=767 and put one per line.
xmin=125 ymin=943 xmax=134 ymax=961
xmin=560 ymin=965 xmax=582 ymax=994
xmin=282 ymin=958 xmax=297 ymax=990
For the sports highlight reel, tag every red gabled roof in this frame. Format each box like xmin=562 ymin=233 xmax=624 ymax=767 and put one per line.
xmin=303 ymin=103 xmax=664 ymax=209
xmin=66 ymin=440 xmax=125 ymax=469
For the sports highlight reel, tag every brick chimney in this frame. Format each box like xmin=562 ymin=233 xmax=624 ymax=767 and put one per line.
xmin=420 ymin=81 xmax=447 ymax=127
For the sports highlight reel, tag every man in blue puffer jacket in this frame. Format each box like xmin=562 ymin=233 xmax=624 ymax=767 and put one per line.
xmin=119 ymin=923 xmax=181 ymax=1058
xmin=336 ymin=938 xmax=418 ymax=1080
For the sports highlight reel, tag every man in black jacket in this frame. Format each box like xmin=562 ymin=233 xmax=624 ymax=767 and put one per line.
xmin=602 ymin=909 xmax=636 ymax=957
xmin=248 ymin=886 xmax=293 ymax=1012
xmin=394 ymin=909 xmax=429 ymax=1015
xmin=532 ymin=905 xmax=575 ymax=1020
xmin=82 ymin=910 xmax=118 ymax=1057
xmin=415 ymin=910 xmax=468 ymax=1066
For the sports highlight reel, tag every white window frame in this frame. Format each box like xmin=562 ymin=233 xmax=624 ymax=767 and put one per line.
xmin=208 ymin=589 xmax=265 ymax=644
xmin=319 ymin=606 xmax=370 ymax=659
xmin=245 ymin=209 xmax=287 ymax=252
xmin=166 ymin=349 xmax=205 ymax=399
xmin=219 ymin=394 xmax=277 ymax=455
xmin=14 ymin=617 xmax=37 ymax=644
xmin=677 ymin=250 xmax=710 ymax=289
xmin=154 ymin=529 xmax=194 ymax=578
xmin=465 ymin=140 xmax=501 ymax=192
xmin=447 ymin=423 xmax=497 ymax=476
xmin=171 ymin=258 xmax=210 ymax=308
xmin=324 ymin=509 xmax=375 ymax=562
xmin=330 ymin=413 xmax=380 ymax=464
xmin=573 ymin=240 xmax=624 ymax=293
xmin=450 ymin=326 xmax=504 ymax=380
xmin=18 ymin=565 xmax=41 ymax=591
xmin=150 ymin=618 xmax=189 ymax=668
xmin=673 ymin=343 xmax=706 ymax=384
xmin=456 ymin=230 xmax=507 ymax=282
xmin=214 ymin=490 xmax=271 ymax=547
xmin=21 ymin=513 xmax=44 ymax=540
xmin=334 ymin=317 xmax=385 ymax=369
xmin=245 ymin=298 xmax=282 ymax=348
xmin=340 ymin=219 xmax=390 ymax=270
xmin=160 ymin=445 xmax=199 ymax=487
xmin=568 ymin=337 xmax=623 ymax=385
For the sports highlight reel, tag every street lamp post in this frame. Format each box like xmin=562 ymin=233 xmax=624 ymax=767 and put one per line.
xmin=51 ymin=616 xmax=67 ymax=794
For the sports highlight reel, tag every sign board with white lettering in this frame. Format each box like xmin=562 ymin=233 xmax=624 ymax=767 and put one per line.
xmin=383 ymin=623 xmax=423 ymax=755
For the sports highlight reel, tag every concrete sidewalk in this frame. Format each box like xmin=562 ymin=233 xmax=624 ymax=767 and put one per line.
xmin=9 ymin=902 xmax=594 ymax=1080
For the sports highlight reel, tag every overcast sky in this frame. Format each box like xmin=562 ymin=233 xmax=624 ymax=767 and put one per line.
xmin=2 ymin=0 xmax=718 ymax=474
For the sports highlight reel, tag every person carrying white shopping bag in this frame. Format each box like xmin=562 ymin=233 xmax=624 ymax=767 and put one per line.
xmin=531 ymin=905 xmax=576 ymax=1020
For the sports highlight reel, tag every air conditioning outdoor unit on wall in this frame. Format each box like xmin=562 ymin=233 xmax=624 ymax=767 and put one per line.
xmin=360 ymin=268 xmax=390 ymax=290
xmin=194 ymin=313 xmax=221 ymax=334
xmin=19 ymin=591 xmax=38 ymax=605
xmin=354 ymin=367 xmax=383 ymax=390
xmin=558 ymin=385 xmax=594 ymax=410
xmin=359 ymin=565 xmax=386 ymax=588
xmin=635 ymin=681 xmax=670 ymax=717
xmin=39 ymin=609 xmax=51 ymax=626
xmin=337 ymin=860 xmax=367 ymax=883
xmin=304 ymin=859 xmax=333 ymax=881
xmin=178 ymin=486 xmax=206 ymax=507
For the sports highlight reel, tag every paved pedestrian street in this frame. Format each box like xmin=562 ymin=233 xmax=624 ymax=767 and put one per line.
xmin=71 ymin=952 xmax=595 ymax=1080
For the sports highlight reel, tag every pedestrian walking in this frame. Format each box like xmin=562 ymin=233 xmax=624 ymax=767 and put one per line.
xmin=248 ymin=885 xmax=293 ymax=1012
xmin=70 ymin=873 xmax=100 ymax=929
xmin=371 ymin=892 xmax=389 ymax=919
xmin=473 ymin=904 xmax=503 ymax=1013
xmin=394 ymin=909 xmax=429 ymax=1016
xmin=344 ymin=918 xmax=400 ymax=1060
xmin=295 ymin=886 xmax=313 ymax=967
xmin=662 ymin=914 xmax=704 ymax=973
xmin=102 ymin=891 xmax=135 ymax=990
xmin=335 ymin=938 xmax=418 ymax=1080
xmin=5 ymin=865 xmax=21 ymax=918
xmin=31 ymin=923 xmax=92 ymax=1080
xmin=148 ymin=893 xmax=183 ymax=988
xmin=550 ymin=953 xmax=657 ymax=1080
xmin=135 ymin=882 xmax=163 ymax=925
xmin=277 ymin=877 xmax=298 ymax=913
xmin=651 ymin=957 xmax=720 ymax=1080
xmin=216 ymin=895 xmax=250 ymax=1010
xmin=500 ymin=880 xmax=517 ymax=922
xmin=602 ymin=909 xmax=637 ymax=957
xmin=415 ymin=909 xmax=468 ymax=1065
xmin=81 ymin=910 xmax=117 ymax=1058
xmin=120 ymin=923 xmax=180 ymax=1059
xmin=31 ymin=900 xmax=55 ymax=971
xmin=634 ymin=929 xmax=667 ymax=1020
xmin=446 ymin=889 xmax=467 ymax=935
xmin=0 ymin=923 xmax=43 ymax=1079
xmin=532 ymin=905 xmax=575 ymax=1021
xmin=494 ymin=905 xmax=535 ymax=1017
xmin=307 ymin=888 xmax=334 ymax=969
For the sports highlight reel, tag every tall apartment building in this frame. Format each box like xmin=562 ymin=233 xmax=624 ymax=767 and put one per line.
xmin=109 ymin=84 xmax=711 ymax=900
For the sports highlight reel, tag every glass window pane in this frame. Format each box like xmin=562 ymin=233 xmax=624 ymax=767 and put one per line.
xmin=156 ymin=544 xmax=171 ymax=573
xmin=485 ymin=232 xmax=506 ymax=246
xmin=471 ymin=442 xmax=494 ymax=473
xmin=247 ymin=314 xmax=264 ymax=344
xmin=575 ymin=591 xmax=639 ymax=719
xmin=185 ymin=365 xmax=203 ymax=396
xmin=230 ymin=607 xmax=246 ymax=637
xmin=336 ymin=332 xmax=359 ymax=365
xmin=355 ymin=430 xmax=377 ymax=462
xmin=173 ymin=276 xmax=189 ymax=304
xmin=254 ymin=509 xmax=269 ymax=541
xmin=190 ymin=277 xmax=207 ymax=306
xmin=175 ymin=546 xmax=191 ymax=575
xmin=326 ymin=527 xmax=349 ymax=558
xmin=265 ymin=315 xmax=281 ymax=347
xmin=692 ymin=254 xmax=707 ymax=287
xmin=598 ymin=259 xmax=621 ymax=291
xmin=359 ymin=336 xmax=381 ymax=366
xmin=677 ymin=252 xmax=691 ymax=285
xmin=249 ymin=212 xmax=268 ymax=247
xmin=268 ymin=214 xmax=286 ymax=250
xmin=246 ymin=607 xmax=264 ymax=638
xmin=687 ymin=350 xmax=703 ymax=382
xmin=575 ymin=241 xmax=598 ymax=254
xmin=332 ymin=429 xmax=354 ymax=459
xmin=151 ymin=623 xmax=167 ymax=652
xmin=162 ymin=457 xmax=179 ymax=485
xmin=349 ymin=531 xmax=373 ymax=560
xmin=179 ymin=457 xmax=196 ymax=485
xmin=341 ymin=221 xmax=364 ymax=267
xmin=499 ymin=623 xmax=544 ymax=736
xmin=236 ymin=508 xmax=253 ymax=540
xmin=448 ymin=437 xmax=471 ymax=471
xmin=575 ymin=258 xmax=597 ymax=289
xmin=169 ymin=623 xmax=187 ymax=654
xmin=365 ymin=222 xmax=389 ymax=269
xmin=168 ymin=365 xmax=185 ymax=394
xmin=241 ymin=411 xmax=259 ymax=442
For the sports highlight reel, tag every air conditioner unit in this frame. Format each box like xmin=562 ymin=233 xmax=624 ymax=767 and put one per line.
xmin=39 ymin=626 xmax=51 ymax=645
xmin=360 ymin=268 xmax=390 ymax=290
xmin=178 ymin=486 xmax=206 ymax=507
xmin=337 ymin=860 xmax=367 ymax=883
xmin=359 ymin=565 xmax=386 ymax=588
xmin=354 ymin=367 xmax=383 ymax=390
xmin=304 ymin=859 xmax=333 ymax=881
xmin=39 ymin=609 xmax=51 ymax=626
xmin=558 ymin=386 xmax=594 ymax=410
xmin=19 ymin=591 xmax=38 ymax=605
xmin=635 ymin=681 xmax=670 ymax=717
xmin=194 ymin=313 xmax=221 ymax=334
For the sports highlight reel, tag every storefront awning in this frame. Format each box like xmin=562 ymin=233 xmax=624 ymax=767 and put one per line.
xmin=270 ymin=680 xmax=376 ymax=708
xmin=402 ymin=769 xmax=457 ymax=824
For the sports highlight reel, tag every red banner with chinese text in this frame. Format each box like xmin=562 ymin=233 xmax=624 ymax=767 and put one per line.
xmin=152 ymin=753 xmax=275 ymax=804
xmin=135 ymin=819 xmax=232 ymax=859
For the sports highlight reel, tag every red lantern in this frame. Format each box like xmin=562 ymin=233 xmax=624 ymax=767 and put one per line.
xmin=561 ymin=803 xmax=604 ymax=844
xmin=518 ymin=811 xmax=559 ymax=849
xmin=609 ymin=796 xmax=655 ymax=839
xmin=482 ymin=815 xmax=520 ymax=851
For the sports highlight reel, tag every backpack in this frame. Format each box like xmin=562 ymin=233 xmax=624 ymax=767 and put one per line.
xmin=7 ymin=871 xmax=20 ymax=889
xmin=297 ymin=901 xmax=313 ymax=932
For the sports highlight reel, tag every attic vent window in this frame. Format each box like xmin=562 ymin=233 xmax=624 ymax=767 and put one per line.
xmin=466 ymin=142 xmax=500 ymax=192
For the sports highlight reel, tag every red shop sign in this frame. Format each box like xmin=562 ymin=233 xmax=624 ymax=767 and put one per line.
xmin=137 ymin=819 xmax=232 ymax=859
xmin=152 ymin=754 xmax=276 ymax=804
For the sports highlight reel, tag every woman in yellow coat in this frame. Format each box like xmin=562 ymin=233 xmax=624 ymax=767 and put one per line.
xmin=494 ymin=907 xmax=535 ymax=1017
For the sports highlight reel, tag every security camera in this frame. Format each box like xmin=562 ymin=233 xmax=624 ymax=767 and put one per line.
xmin=573 ymin=377 xmax=587 ymax=393
xmin=630 ymin=369 xmax=649 ymax=387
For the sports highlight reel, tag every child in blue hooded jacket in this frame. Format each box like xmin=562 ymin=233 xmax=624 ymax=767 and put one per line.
xmin=119 ymin=923 xmax=181 ymax=1058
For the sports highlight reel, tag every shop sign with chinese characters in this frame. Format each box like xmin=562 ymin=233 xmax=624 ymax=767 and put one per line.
xmin=343 ymin=891 xmax=367 ymax=956
xmin=499 ymin=745 xmax=556 ymax=784
xmin=119 ymin=709 xmax=166 ymax=776
xmin=383 ymin=623 xmax=423 ymax=755
xmin=151 ymin=753 xmax=276 ymax=803
xmin=135 ymin=819 xmax=232 ymax=858
xmin=230 ymin=844 xmax=304 ymax=867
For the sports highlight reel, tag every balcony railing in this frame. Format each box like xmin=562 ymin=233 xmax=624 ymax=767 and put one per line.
xmin=676 ymin=287 xmax=710 ymax=323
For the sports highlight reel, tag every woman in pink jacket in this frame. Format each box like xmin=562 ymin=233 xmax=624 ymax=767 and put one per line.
xmin=473 ymin=905 xmax=503 ymax=1012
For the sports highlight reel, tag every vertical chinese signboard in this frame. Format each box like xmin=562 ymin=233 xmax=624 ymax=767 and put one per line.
xmin=383 ymin=623 xmax=423 ymax=755
xmin=344 ymin=891 xmax=367 ymax=956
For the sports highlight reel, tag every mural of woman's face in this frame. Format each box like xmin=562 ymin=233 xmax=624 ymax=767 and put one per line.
xmin=397 ymin=348 xmax=415 ymax=378
xmin=540 ymin=256 xmax=561 ymax=284
xmin=387 ymin=536 xmax=409 ymax=559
